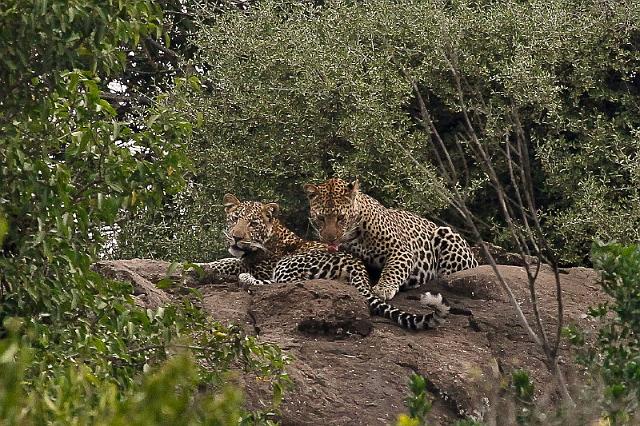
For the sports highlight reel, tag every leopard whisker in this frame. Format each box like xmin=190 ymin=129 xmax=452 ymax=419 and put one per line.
xmin=308 ymin=218 xmax=320 ymax=235
xmin=249 ymin=242 xmax=270 ymax=254
xmin=337 ymin=224 xmax=360 ymax=244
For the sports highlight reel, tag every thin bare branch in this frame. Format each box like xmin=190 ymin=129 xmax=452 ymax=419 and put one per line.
xmin=393 ymin=57 xmax=545 ymax=347
xmin=397 ymin=63 xmax=459 ymax=185
xmin=440 ymin=49 xmax=572 ymax=404
xmin=101 ymin=92 xmax=151 ymax=106
xmin=511 ymin=108 xmax=566 ymax=356
xmin=451 ymin=57 xmax=555 ymax=351
xmin=504 ymin=135 xmax=535 ymax=257
xmin=391 ymin=47 xmax=572 ymax=403
xmin=145 ymin=37 xmax=181 ymax=60
xmin=453 ymin=134 xmax=471 ymax=187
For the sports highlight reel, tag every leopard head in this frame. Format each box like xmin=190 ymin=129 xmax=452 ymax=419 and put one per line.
xmin=303 ymin=178 xmax=361 ymax=246
xmin=222 ymin=193 xmax=279 ymax=258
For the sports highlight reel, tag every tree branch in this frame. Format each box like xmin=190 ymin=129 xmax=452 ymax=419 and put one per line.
xmin=145 ymin=37 xmax=180 ymax=60
xmin=393 ymin=47 xmax=573 ymax=404
xmin=100 ymin=92 xmax=151 ymax=106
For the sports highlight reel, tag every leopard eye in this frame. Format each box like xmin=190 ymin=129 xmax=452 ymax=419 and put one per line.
xmin=249 ymin=220 xmax=261 ymax=227
xmin=316 ymin=215 xmax=325 ymax=223
xmin=337 ymin=214 xmax=345 ymax=222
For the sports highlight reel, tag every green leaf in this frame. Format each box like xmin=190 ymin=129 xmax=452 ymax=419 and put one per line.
xmin=97 ymin=98 xmax=116 ymax=115
xmin=0 ymin=210 xmax=8 ymax=247
xmin=155 ymin=277 xmax=173 ymax=290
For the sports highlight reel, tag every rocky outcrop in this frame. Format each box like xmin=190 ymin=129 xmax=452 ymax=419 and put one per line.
xmin=92 ymin=259 xmax=173 ymax=308
xmin=95 ymin=259 xmax=603 ymax=425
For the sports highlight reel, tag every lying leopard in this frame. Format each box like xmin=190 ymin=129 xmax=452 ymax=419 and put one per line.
xmin=304 ymin=178 xmax=478 ymax=301
xmin=195 ymin=193 xmax=451 ymax=330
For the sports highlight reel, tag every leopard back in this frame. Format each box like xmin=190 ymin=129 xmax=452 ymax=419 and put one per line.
xmin=303 ymin=178 xmax=477 ymax=301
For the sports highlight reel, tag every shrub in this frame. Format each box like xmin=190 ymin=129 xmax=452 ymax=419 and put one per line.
xmin=0 ymin=1 xmax=289 ymax=423
xmin=114 ymin=0 xmax=640 ymax=265
xmin=562 ymin=243 xmax=640 ymax=423
xmin=0 ymin=319 xmax=243 ymax=425
xmin=397 ymin=373 xmax=432 ymax=426
xmin=589 ymin=242 xmax=640 ymax=422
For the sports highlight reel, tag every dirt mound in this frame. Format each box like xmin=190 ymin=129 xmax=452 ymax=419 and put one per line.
xmin=96 ymin=259 xmax=603 ymax=425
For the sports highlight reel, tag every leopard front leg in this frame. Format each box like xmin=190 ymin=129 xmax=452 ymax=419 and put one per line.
xmin=238 ymin=256 xmax=303 ymax=287
xmin=191 ymin=257 xmax=247 ymax=283
xmin=371 ymin=252 xmax=415 ymax=301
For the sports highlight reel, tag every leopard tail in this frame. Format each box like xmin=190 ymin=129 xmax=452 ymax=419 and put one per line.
xmin=349 ymin=270 xmax=450 ymax=330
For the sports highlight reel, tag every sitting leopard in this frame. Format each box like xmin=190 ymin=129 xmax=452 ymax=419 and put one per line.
xmin=303 ymin=178 xmax=478 ymax=301
xmin=195 ymin=193 xmax=451 ymax=330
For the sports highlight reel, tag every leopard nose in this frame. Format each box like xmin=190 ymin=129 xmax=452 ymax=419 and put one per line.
xmin=321 ymin=233 xmax=338 ymax=244
xmin=233 ymin=235 xmax=242 ymax=243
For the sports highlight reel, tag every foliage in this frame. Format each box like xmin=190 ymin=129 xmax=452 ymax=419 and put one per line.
xmin=102 ymin=0 xmax=250 ymax=116
xmin=116 ymin=0 xmax=640 ymax=265
xmin=396 ymin=373 xmax=482 ymax=425
xmin=1 ymin=0 xmax=190 ymax=312
xmin=511 ymin=370 xmax=536 ymax=424
xmin=0 ymin=0 xmax=289 ymax=423
xmin=1 ymin=0 xmax=162 ymax=109
xmin=588 ymin=242 xmax=640 ymax=422
xmin=0 ymin=209 xmax=7 ymax=247
xmin=0 ymin=317 xmax=286 ymax=425
xmin=396 ymin=413 xmax=423 ymax=426
xmin=512 ymin=370 xmax=535 ymax=402
xmin=560 ymin=243 xmax=640 ymax=424
xmin=1 ymin=70 xmax=189 ymax=315
xmin=114 ymin=180 xmax=228 ymax=262
xmin=0 ymin=289 xmax=290 ymax=423
xmin=397 ymin=373 xmax=432 ymax=426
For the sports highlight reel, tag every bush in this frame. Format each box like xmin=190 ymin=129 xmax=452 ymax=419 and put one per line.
xmin=0 ymin=320 xmax=243 ymax=425
xmin=589 ymin=242 xmax=640 ymax=422
xmin=114 ymin=0 xmax=640 ymax=265
xmin=0 ymin=310 xmax=289 ymax=425
xmin=0 ymin=1 xmax=289 ymax=423
xmin=562 ymin=243 xmax=640 ymax=423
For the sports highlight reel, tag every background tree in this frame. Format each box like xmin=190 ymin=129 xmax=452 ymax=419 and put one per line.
xmin=116 ymin=0 xmax=639 ymax=265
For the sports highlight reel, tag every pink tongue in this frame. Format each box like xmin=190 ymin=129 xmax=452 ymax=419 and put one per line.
xmin=327 ymin=243 xmax=339 ymax=253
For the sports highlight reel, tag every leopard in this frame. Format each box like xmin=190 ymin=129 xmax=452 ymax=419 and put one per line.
xmin=303 ymin=178 xmax=478 ymax=301
xmin=195 ymin=193 xmax=452 ymax=330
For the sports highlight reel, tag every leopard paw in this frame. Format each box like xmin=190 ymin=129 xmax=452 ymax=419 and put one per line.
xmin=238 ymin=272 xmax=257 ymax=286
xmin=372 ymin=283 xmax=399 ymax=301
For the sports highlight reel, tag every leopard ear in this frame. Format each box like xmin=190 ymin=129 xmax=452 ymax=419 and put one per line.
xmin=262 ymin=202 xmax=280 ymax=220
xmin=347 ymin=178 xmax=360 ymax=198
xmin=223 ymin=193 xmax=240 ymax=213
xmin=303 ymin=183 xmax=318 ymax=199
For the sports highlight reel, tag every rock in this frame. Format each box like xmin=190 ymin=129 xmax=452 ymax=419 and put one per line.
xmin=251 ymin=280 xmax=374 ymax=339
xmin=471 ymin=242 xmax=541 ymax=267
xmin=92 ymin=259 xmax=173 ymax=309
xmin=93 ymin=259 xmax=604 ymax=425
